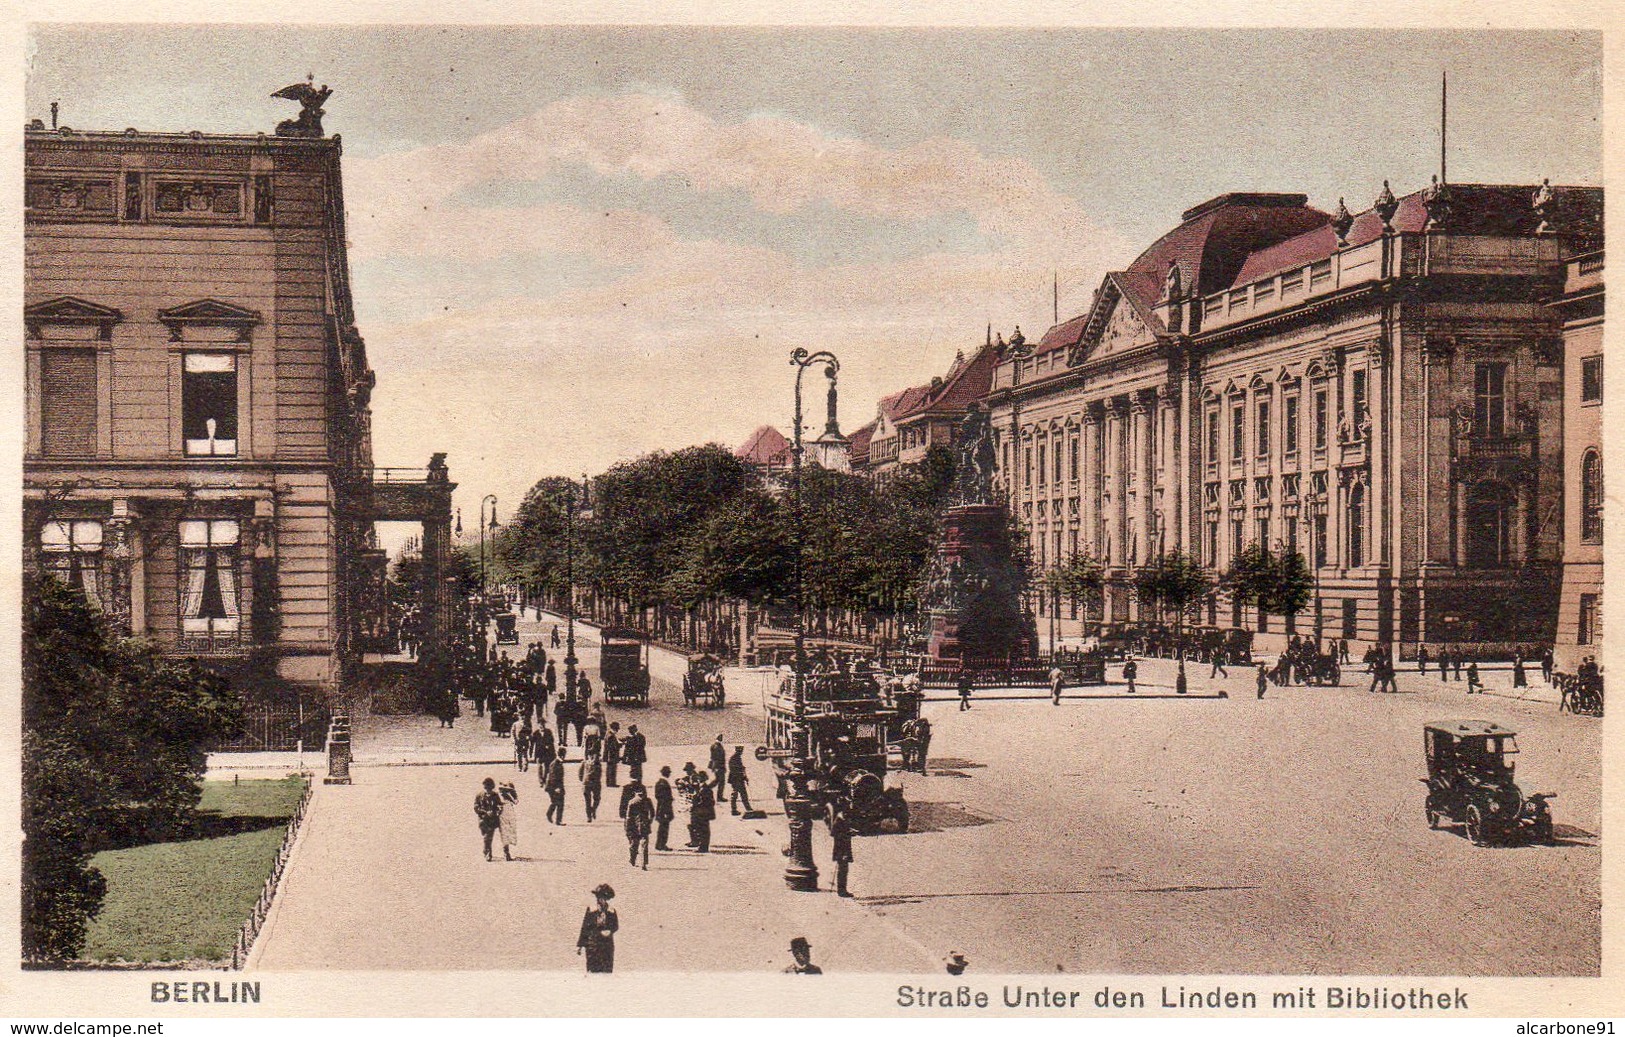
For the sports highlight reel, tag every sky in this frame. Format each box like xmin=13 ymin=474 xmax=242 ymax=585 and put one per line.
xmin=24 ymin=26 xmax=1602 ymax=541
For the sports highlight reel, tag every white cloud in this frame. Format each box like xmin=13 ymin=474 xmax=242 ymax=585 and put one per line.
xmin=345 ymin=92 xmax=1130 ymax=525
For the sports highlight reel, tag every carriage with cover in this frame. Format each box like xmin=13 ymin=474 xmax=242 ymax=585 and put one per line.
xmin=598 ymin=627 xmax=651 ymax=706
xmin=682 ymin=653 xmax=727 ymax=708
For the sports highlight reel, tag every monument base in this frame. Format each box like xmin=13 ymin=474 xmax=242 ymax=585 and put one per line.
xmin=925 ymin=503 xmax=1035 ymax=662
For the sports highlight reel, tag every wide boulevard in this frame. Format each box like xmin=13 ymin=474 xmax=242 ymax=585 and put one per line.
xmin=247 ymin=613 xmax=1599 ymax=975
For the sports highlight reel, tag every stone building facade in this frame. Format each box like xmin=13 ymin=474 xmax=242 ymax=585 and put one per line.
xmin=1550 ymin=248 xmax=1605 ymax=671
xmin=22 ymin=123 xmax=452 ymax=716
xmin=860 ymin=340 xmax=1000 ymax=483
xmin=986 ymin=183 xmax=1602 ymax=654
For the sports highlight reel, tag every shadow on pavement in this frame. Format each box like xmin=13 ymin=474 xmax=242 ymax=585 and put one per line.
xmin=861 ymin=883 xmax=1261 ymax=907
xmin=899 ymin=801 xmax=998 ymax=834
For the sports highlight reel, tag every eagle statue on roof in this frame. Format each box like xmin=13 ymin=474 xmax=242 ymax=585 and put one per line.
xmin=271 ymin=77 xmax=332 ymax=138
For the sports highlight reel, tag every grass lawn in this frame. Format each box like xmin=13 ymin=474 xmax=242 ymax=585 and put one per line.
xmin=81 ymin=776 xmax=307 ymax=964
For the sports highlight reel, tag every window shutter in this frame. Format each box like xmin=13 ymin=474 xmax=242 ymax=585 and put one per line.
xmin=40 ymin=349 xmax=97 ymax=457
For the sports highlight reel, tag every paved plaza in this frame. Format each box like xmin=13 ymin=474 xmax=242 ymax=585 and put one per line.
xmin=246 ymin=615 xmax=1600 ymax=975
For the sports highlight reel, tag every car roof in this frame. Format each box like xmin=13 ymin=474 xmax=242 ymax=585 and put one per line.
xmin=1424 ymin=720 xmax=1517 ymax=737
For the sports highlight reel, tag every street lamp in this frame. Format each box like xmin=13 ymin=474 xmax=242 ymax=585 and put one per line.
xmin=562 ymin=475 xmax=589 ymax=707
xmin=479 ymin=494 xmax=498 ymax=598
xmin=785 ymin=347 xmax=838 ymax=893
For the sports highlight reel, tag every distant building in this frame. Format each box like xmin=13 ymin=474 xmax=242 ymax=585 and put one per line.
xmin=1550 ymin=248 xmax=1604 ymax=670
xmin=861 ymin=339 xmax=999 ymax=483
xmin=24 ymin=119 xmax=455 ymax=732
xmin=735 ymin=424 xmax=792 ymax=478
xmin=986 ymin=182 xmax=1602 ymax=654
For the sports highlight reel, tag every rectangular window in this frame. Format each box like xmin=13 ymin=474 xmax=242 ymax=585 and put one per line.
xmin=39 ymin=519 xmax=103 ymax=607
xmin=1313 ymin=389 xmax=1329 ymax=450
xmin=1286 ymin=517 xmax=1299 ymax=557
xmin=179 ymin=519 xmax=241 ymax=634
xmin=1204 ymin=296 xmax=1224 ymax=318
xmin=183 ymin=353 xmax=239 ymax=456
xmin=1228 ymin=289 xmax=1248 ymax=314
xmin=1037 ymin=444 xmax=1047 ymax=486
xmin=1314 ymin=514 xmax=1328 ymax=568
xmin=40 ymin=348 xmax=98 ymax=458
xmin=1282 ymin=268 xmax=1305 ymax=295
xmin=1204 ymin=519 xmax=1219 ymax=567
xmin=1256 ymin=516 xmax=1270 ymax=546
xmin=1053 ymin=441 xmax=1064 ymax=483
xmin=1351 ymin=369 xmax=1368 ymax=434
xmin=1582 ymin=356 xmax=1603 ymax=403
xmin=1231 ymin=517 xmax=1244 ymax=560
xmin=1309 ymin=259 xmax=1333 ymax=289
xmin=1253 ymin=280 xmax=1276 ymax=304
xmin=1474 ymin=362 xmax=1506 ymax=438
xmin=1342 ymin=597 xmax=1358 ymax=640
xmin=1231 ymin=404 xmax=1244 ymax=462
xmin=1068 ymin=436 xmax=1079 ymax=481
xmin=1256 ymin=399 xmax=1271 ymax=457
xmin=1578 ymin=593 xmax=1599 ymax=645
xmin=1284 ymin=395 xmax=1300 ymax=455
xmin=1206 ymin=410 xmax=1220 ymax=466
xmin=1024 ymin=446 xmax=1033 ymax=488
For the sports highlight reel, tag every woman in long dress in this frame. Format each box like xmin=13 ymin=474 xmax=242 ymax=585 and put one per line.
xmin=496 ymin=781 xmax=519 ymax=859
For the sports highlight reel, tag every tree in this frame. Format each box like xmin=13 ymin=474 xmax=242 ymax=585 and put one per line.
xmin=23 ymin=573 xmax=243 ymax=963
xmin=1223 ymin=543 xmax=1313 ymax=625
xmin=1135 ymin=550 xmax=1211 ymax=628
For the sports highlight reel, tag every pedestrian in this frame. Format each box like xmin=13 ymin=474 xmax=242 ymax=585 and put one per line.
xmin=958 ymin=672 xmax=973 ymax=711
xmin=1123 ymin=656 xmax=1138 ymax=694
xmin=551 ymin=625 xmax=562 ymax=649
xmin=687 ymin=771 xmax=715 ymax=852
xmin=1209 ymin=650 xmax=1227 ymax=679
xmin=580 ymin=751 xmax=603 ymax=822
xmin=653 ymin=766 xmax=675 ymax=851
xmin=577 ymin=884 xmax=618 ymax=973
xmin=604 ymin=722 xmax=622 ymax=787
xmin=437 ymin=686 xmax=460 ymax=728
xmin=577 ymin=672 xmax=593 ymax=702
xmin=784 ymin=936 xmax=823 ymax=975
xmin=1256 ymin=662 xmax=1267 ymax=699
xmin=1513 ymin=651 xmax=1528 ymax=688
xmin=545 ymin=659 xmax=558 ymax=699
xmin=496 ymin=781 xmax=519 ymax=860
xmin=1340 ymin=639 xmax=1352 ymax=665
xmin=1467 ymin=661 xmax=1482 ymax=694
xmin=617 ymin=777 xmax=646 ymax=820
xmin=512 ymin=716 xmax=531 ymax=771
xmin=709 ymin=735 xmax=728 ymax=804
xmin=554 ymin=695 xmax=572 ymax=749
xmin=1453 ymin=650 xmax=1465 ymax=682
xmin=474 ymin=777 xmax=505 ymax=861
xmin=623 ymin=724 xmax=647 ymax=783
xmin=535 ymin=724 xmax=557 ymax=770
xmin=829 ymin=803 xmax=853 ymax=897
xmin=1441 ymin=646 xmax=1452 ymax=684
xmin=913 ymin=715 xmax=932 ymax=775
xmin=1541 ymin=647 xmax=1555 ymax=684
xmin=543 ymin=755 xmax=566 ymax=825
xmin=1049 ymin=665 xmax=1065 ymax=706
xmin=624 ymin=786 xmax=653 ymax=870
xmin=727 ymin=745 xmax=753 ymax=815
xmin=1417 ymin=645 xmax=1430 ymax=674
xmin=898 ymin=718 xmax=919 ymax=775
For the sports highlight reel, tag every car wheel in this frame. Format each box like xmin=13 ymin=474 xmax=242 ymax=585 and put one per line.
xmin=1464 ymin=804 xmax=1488 ymax=846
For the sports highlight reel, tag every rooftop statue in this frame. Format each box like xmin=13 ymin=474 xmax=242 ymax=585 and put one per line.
xmin=272 ymin=77 xmax=332 ymax=138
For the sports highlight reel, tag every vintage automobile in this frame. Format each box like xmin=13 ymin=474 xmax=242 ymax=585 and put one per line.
xmin=682 ymin=654 xmax=727 ymax=708
xmin=764 ymin=670 xmax=909 ymax=833
xmin=1298 ymin=650 xmax=1341 ymax=686
xmin=1423 ymin=720 xmax=1555 ymax=846
xmin=598 ymin=627 xmax=651 ymax=706
xmin=493 ymin=612 xmax=519 ymax=645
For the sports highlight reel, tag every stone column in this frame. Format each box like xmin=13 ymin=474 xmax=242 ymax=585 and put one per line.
xmin=103 ymin=498 xmax=135 ymax=636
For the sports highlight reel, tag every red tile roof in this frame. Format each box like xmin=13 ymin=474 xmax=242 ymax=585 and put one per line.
xmin=735 ymin=425 xmax=790 ymax=467
xmin=847 ymin=420 xmax=876 ymax=464
xmin=1232 ymin=190 xmax=1425 ymax=285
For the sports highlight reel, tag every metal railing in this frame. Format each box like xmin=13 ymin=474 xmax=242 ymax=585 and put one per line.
xmin=1457 ymin=435 xmax=1531 ymax=461
xmin=230 ymin=779 xmax=313 ymax=969
xmin=371 ymin=467 xmax=433 ymax=484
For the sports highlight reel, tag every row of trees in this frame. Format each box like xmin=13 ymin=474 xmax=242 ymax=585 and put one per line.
xmin=490 ymin=443 xmax=958 ymax=646
xmin=1041 ymin=543 xmax=1315 ymax=631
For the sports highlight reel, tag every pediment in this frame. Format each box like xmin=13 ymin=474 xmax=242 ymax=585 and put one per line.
xmin=26 ymin=296 xmax=124 ymax=338
xmin=157 ymin=299 xmax=263 ymax=341
xmin=1067 ymin=275 xmax=1161 ymax=368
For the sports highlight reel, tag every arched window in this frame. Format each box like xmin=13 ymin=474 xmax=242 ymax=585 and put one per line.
xmin=1582 ymin=449 xmax=1603 ymax=543
xmin=1346 ymin=483 xmax=1366 ymax=568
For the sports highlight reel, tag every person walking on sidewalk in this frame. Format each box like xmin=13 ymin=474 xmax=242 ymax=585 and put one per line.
xmin=653 ymin=766 xmax=675 ymax=851
xmin=475 ymin=777 xmax=504 ymax=861
xmin=958 ymin=672 xmax=973 ymax=711
xmin=580 ymin=751 xmax=603 ymax=822
xmin=604 ymin=722 xmax=623 ymax=788
xmin=496 ymin=781 xmax=519 ymax=860
xmin=709 ymin=736 xmax=728 ymax=804
xmin=1466 ymin=661 xmax=1483 ymax=694
xmin=1209 ymin=650 xmax=1228 ymax=680
xmin=1418 ymin=645 xmax=1430 ymax=674
xmin=688 ymin=771 xmax=715 ymax=852
xmin=622 ymin=724 xmax=647 ymax=783
xmin=829 ymin=803 xmax=854 ymax=897
xmin=1541 ymin=646 xmax=1555 ymax=684
xmin=543 ymin=755 xmax=567 ymax=825
xmin=1049 ymin=665 xmax=1065 ymax=706
xmin=1123 ymin=656 xmax=1139 ymax=695
xmin=617 ymin=777 xmax=646 ymax=820
xmin=577 ymin=884 xmax=618 ymax=973
xmin=1256 ymin=662 xmax=1268 ymax=700
xmin=624 ymin=786 xmax=653 ymax=870
xmin=1513 ymin=651 xmax=1528 ymax=688
xmin=1453 ymin=650 xmax=1465 ymax=682
xmin=727 ymin=745 xmax=753 ymax=815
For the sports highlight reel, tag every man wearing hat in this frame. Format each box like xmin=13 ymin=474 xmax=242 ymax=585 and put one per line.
xmin=653 ymin=766 xmax=675 ymax=851
xmin=577 ymin=884 xmax=619 ymax=973
xmin=726 ymin=745 xmax=753 ymax=815
xmin=473 ymin=777 xmax=503 ymax=861
xmin=783 ymin=936 xmax=822 ymax=974
xmin=622 ymin=724 xmax=648 ymax=783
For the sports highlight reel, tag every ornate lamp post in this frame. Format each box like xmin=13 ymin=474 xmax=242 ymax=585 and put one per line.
xmin=477 ymin=494 xmax=497 ymax=651
xmin=562 ymin=476 xmax=588 ymax=704
xmin=785 ymin=347 xmax=838 ymax=892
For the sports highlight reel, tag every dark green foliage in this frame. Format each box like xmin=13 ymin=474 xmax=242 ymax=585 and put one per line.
xmin=1223 ymin=543 xmax=1313 ymax=619
xmin=22 ymin=574 xmax=242 ymax=964
xmin=1135 ymin=550 xmax=1212 ymax=625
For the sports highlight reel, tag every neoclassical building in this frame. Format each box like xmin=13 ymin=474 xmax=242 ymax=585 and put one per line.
xmin=24 ymin=117 xmax=456 ymax=737
xmin=986 ymin=182 xmax=1602 ymax=654
xmin=1550 ymin=247 xmax=1604 ymax=670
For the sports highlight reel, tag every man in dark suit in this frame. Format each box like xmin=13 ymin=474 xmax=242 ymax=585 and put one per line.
xmin=623 ymin=724 xmax=647 ymax=783
xmin=604 ymin=722 xmax=623 ymax=787
xmin=829 ymin=804 xmax=854 ymax=897
xmin=653 ymin=766 xmax=675 ymax=851
xmin=708 ymin=735 xmax=727 ymax=804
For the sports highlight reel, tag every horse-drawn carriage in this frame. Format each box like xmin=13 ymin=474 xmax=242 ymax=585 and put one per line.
xmin=682 ymin=654 xmax=727 ymax=708
xmin=598 ymin=627 xmax=651 ymax=706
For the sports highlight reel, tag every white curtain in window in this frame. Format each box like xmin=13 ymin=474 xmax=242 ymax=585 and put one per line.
xmin=182 ymin=561 xmax=208 ymax=629
xmin=214 ymin=553 xmax=240 ymax=629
